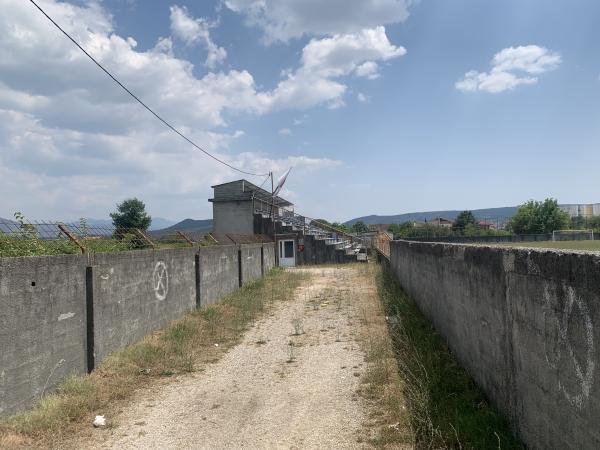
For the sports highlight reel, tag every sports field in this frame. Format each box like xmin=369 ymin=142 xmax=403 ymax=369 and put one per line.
xmin=499 ymin=240 xmax=600 ymax=252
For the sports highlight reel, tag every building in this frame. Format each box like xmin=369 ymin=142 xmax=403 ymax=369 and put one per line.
xmin=560 ymin=203 xmax=600 ymax=218
xmin=208 ymin=179 xmax=364 ymax=267
xmin=429 ymin=217 xmax=454 ymax=228
xmin=209 ymin=179 xmax=293 ymax=235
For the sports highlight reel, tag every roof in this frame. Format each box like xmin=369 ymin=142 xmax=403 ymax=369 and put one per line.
xmin=209 ymin=179 xmax=293 ymax=207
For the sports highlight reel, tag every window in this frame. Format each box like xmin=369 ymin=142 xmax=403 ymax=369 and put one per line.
xmin=284 ymin=240 xmax=294 ymax=258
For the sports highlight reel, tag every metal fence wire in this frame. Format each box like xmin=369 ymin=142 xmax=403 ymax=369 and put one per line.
xmin=0 ymin=220 xmax=206 ymax=257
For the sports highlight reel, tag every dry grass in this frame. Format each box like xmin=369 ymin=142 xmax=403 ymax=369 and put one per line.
xmin=352 ymin=263 xmax=413 ymax=448
xmin=0 ymin=267 xmax=308 ymax=449
xmin=377 ymin=266 xmax=522 ymax=450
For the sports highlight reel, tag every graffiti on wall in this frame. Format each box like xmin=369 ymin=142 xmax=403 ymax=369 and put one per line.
xmin=543 ymin=282 xmax=595 ymax=409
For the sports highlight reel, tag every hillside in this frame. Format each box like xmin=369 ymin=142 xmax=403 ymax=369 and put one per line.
xmin=150 ymin=218 xmax=213 ymax=237
xmin=344 ymin=206 xmax=519 ymax=226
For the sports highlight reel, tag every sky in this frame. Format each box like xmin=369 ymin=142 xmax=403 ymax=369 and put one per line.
xmin=1 ymin=0 xmax=599 ymax=223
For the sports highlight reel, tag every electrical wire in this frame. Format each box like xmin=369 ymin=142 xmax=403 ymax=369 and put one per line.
xmin=28 ymin=0 xmax=269 ymax=178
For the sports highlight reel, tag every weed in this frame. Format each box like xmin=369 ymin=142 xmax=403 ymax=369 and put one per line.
xmin=291 ymin=317 xmax=304 ymax=336
xmin=376 ymin=266 xmax=523 ymax=450
xmin=286 ymin=342 xmax=296 ymax=363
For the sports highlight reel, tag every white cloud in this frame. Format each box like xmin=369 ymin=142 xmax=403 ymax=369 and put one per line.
xmin=278 ymin=128 xmax=292 ymax=136
xmin=357 ymin=92 xmax=370 ymax=103
xmin=169 ymin=5 xmax=227 ymax=69
xmin=262 ymin=27 xmax=405 ymax=110
xmin=0 ymin=0 xmax=344 ymax=219
xmin=355 ymin=61 xmax=380 ymax=79
xmin=456 ymin=45 xmax=561 ymax=93
xmin=224 ymin=0 xmax=412 ymax=43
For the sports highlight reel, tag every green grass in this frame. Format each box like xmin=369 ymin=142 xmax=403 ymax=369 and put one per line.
xmin=377 ymin=267 xmax=522 ymax=450
xmin=497 ymin=240 xmax=600 ymax=252
xmin=0 ymin=267 xmax=308 ymax=449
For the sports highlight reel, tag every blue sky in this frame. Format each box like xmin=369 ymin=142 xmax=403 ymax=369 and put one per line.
xmin=1 ymin=0 xmax=599 ymax=222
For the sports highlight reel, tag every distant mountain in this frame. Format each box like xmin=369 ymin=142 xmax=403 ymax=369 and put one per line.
xmin=150 ymin=218 xmax=213 ymax=237
xmin=344 ymin=206 xmax=520 ymax=226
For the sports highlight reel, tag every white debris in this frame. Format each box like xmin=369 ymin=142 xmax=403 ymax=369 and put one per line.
xmin=214 ymin=343 xmax=219 ymax=347
xmin=93 ymin=415 xmax=106 ymax=427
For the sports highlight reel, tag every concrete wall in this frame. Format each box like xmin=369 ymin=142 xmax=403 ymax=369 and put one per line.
xmin=0 ymin=254 xmax=88 ymax=414
xmin=390 ymin=240 xmax=600 ymax=450
xmin=240 ymin=244 xmax=263 ymax=284
xmin=263 ymin=243 xmax=275 ymax=273
xmin=0 ymin=243 xmax=279 ymax=415
xmin=198 ymin=245 xmax=239 ymax=307
xmin=89 ymin=248 xmax=198 ymax=365
xmin=212 ymin=201 xmax=254 ymax=235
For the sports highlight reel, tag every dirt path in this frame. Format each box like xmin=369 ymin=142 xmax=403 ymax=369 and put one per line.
xmin=78 ymin=265 xmax=387 ymax=450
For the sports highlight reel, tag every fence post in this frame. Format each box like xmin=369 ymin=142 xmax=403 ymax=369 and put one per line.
xmin=195 ymin=252 xmax=202 ymax=308
xmin=85 ymin=266 xmax=95 ymax=373
xmin=58 ymin=223 xmax=86 ymax=254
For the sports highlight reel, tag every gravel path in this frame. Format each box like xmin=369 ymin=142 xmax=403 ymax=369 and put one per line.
xmin=83 ymin=267 xmax=372 ymax=450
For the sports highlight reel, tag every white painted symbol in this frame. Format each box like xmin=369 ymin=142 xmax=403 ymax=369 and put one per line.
xmin=543 ymin=282 xmax=595 ymax=409
xmin=153 ymin=261 xmax=169 ymax=301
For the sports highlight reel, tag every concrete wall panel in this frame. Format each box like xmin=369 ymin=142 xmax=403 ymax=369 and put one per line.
xmin=390 ymin=240 xmax=600 ymax=450
xmin=263 ymin=243 xmax=275 ymax=273
xmin=0 ymin=254 xmax=87 ymax=414
xmin=90 ymin=248 xmax=197 ymax=364
xmin=198 ymin=245 xmax=239 ymax=306
xmin=241 ymin=244 xmax=262 ymax=284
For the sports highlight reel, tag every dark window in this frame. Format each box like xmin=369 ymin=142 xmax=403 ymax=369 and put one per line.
xmin=284 ymin=240 xmax=294 ymax=258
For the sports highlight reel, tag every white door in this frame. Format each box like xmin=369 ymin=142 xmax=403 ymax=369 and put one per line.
xmin=279 ymin=239 xmax=296 ymax=267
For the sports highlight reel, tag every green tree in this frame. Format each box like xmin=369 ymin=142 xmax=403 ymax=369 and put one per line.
xmin=351 ymin=221 xmax=369 ymax=234
xmin=110 ymin=198 xmax=152 ymax=232
xmin=331 ymin=222 xmax=350 ymax=233
xmin=507 ymin=198 xmax=570 ymax=234
xmin=388 ymin=222 xmax=414 ymax=238
xmin=452 ymin=210 xmax=476 ymax=234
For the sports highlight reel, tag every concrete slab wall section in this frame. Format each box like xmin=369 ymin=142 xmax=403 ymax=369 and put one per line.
xmin=0 ymin=254 xmax=88 ymax=414
xmin=263 ymin=243 xmax=275 ymax=273
xmin=198 ymin=245 xmax=239 ymax=306
xmin=89 ymin=248 xmax=197 ymax=365
xmin=240 ymin=244 xmax=263 ymax=284
xmin=390 ymin=240 xmax=600 ymax=450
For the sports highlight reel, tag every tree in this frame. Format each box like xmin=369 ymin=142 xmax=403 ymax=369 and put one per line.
xmin=507 ymin=198 xmax=570 ymax=235
xmin=453 ymin=210 xmax=476 ymax=234
xmin=388 ymin=222 xmax=414 ymax=238
xmin=331 ymin=222 xmax=350 ymax=233
xmin=110 ymin=198 xmax=152 ymax=231
xmin=351 ymin=221 xmax=369 ymax=234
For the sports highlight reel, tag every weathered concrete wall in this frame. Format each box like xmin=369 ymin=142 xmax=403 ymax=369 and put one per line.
xmin=198 ymin=245 xmax=239 ymax=306
xmin=390 ymin=240 xmax=600 ymax=450
xmin=0 ymin=254 xmax=88 ymax=414
xmin=263 ymin=243 xmax=275 ymax=273
xmin=90 ymin=248 xmax=197 ymax=365
xmin=212 ymin=201 xmax=254 ymax=235
xmin=240 ymin=244 xmax=262 ymax=284
xmin=0 ymin=242 xmax=288 ymax=415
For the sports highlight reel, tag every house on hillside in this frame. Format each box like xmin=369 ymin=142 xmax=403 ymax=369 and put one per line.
xmin=429 ymin=217 xmax=454 ymax=228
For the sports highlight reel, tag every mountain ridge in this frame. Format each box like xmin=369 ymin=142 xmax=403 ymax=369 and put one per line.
xmin=344 ymin=206 xmax=519 ymax=226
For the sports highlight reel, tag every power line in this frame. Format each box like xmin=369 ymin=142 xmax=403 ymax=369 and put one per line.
xmin=27 ymin=0 xmax=269 ymax=178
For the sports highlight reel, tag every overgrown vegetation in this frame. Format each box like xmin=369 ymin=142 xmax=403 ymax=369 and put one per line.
xmin=0 ymin=212 xmax=213 ymax=257
xmin=0 ymin=268 xmax=308 ymax=449
xmin=507 ymin=198 xmax=570 ymax=234
xmin=376 ymin=266 xmax=522 ymax=450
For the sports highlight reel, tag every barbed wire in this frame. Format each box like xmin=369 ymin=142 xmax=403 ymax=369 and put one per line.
xmin=0 ymin=220 xmax=212 ymax=257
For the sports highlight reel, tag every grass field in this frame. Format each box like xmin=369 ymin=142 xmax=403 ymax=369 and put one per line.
xmin=497 ymin=240 xmax=600 ymax=252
